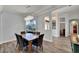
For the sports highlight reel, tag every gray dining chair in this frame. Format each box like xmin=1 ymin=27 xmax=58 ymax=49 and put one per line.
xmin=32 ymin=34 xmax=44 ymax=52
xmin=15 ymin=33 xmax=28 ymax=52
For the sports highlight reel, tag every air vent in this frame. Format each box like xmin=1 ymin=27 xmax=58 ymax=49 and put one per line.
xmin=25 ymin=5 xmax=31 ymax=8
xmin=68 ymin=5 xmax=72 ymax=7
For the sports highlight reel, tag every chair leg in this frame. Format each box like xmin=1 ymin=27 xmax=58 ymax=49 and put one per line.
xmin=40 ymin=46 xmax=43 ymax=52
xmin=22 ymin=48 xmax=25 ymax=53
xmin=16 ymin=44 xmax=20 ymax=52
xmin=36 ymin=46 xmax=38 ymax=52
xmin=22 ymin=47 xmax=28 ymax=53
xmin=42 ymin=46 xmax=43 ymax=52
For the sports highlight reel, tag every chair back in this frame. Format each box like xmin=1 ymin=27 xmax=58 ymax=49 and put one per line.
xmin=38 ymin=34 xmax=44 ymax=46
xmin=15 ymin=33 xmax=24 ymax=49
xmin=35 ymin=32 xmax=40 ymax=35
xmin=27 ymin=31 xmax=34 ymax=33
xmin=15 ymin=33 xmax=20 ymax=44
xmin=20 ymin=31 xmax=26 ymax=35
xmin=18 ymin=35 xmax=24 ymax=48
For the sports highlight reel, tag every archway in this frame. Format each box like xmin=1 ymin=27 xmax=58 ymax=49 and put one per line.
xmin=70 ymin=21 xmax=78 ymax=35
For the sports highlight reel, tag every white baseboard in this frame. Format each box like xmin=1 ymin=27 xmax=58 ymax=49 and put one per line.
xmin=44 ymin=39 xmax=53 ymax=42
xmin=0 ymin=38 xmax=16 ymax=44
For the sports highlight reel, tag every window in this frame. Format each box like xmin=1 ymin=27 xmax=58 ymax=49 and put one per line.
xmin=44 ymin=16 xmax=50 ymax=30
xmin=24 ymin=16 xmax=36 ymax=31
xmin=25 ymin=19 xmax=36 ymax=31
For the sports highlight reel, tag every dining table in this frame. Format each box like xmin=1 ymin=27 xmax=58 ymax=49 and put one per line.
xmin=22 ymin=33 xmax=39 ymax=52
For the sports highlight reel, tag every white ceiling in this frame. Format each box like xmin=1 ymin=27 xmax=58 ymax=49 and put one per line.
xmin=0 ymin=5 xmax=79 ymax=16
xmin=0 ymin=5 xmax=66 ymax=15
xmin=52 ymin=5 xmax=79 ymax=15
xmin=3 ymin=5 xmax=49 ymax=14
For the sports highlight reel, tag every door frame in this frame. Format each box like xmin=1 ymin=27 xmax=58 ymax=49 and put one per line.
xmin=59 ymin=22 xmax=66 ymax=37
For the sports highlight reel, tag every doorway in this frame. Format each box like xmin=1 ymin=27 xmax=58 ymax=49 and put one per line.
xmin=60 ymin=23 xmax=65 ymax=37
xmin=70 ymin=21 xmax=78 ymax=35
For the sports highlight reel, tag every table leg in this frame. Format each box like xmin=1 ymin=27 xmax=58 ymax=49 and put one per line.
xmin=28 ymin=41 xmax=32 ymax=52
